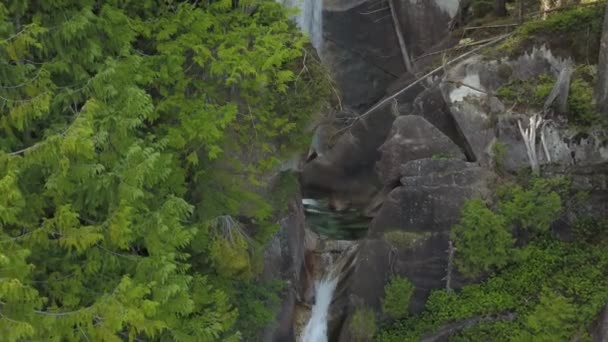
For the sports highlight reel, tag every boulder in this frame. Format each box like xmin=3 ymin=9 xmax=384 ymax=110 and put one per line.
xmin=300 ymin=101 xmax=398 ymax=208
xmin=372 ymin=158 xmax=491 ymax=235
xmin=376 ymin=115 xmax=465 ymax=184
xmin=335 ymin=159 xmax=492 ymax=340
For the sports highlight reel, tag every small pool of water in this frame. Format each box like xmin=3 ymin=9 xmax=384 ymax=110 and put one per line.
xmin=303 ymin=198 xmax=370 ymax=240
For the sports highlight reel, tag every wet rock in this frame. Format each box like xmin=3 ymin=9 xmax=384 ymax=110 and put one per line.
xmin=376 ymin=115 xmax=465 ymax=184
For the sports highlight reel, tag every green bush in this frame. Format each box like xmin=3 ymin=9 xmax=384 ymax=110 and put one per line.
xmin=452 ymin=198 xmax=514 ymax=276
xmin=382 ymin=276 xmax=415 ymax=319
xmin=498 ymin=177 xmax=566 ymax=233
xmin=350 ymin=307 xmax=377 ymax=342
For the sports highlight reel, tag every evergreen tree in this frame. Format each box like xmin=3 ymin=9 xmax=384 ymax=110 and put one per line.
xmin=0 ymin=1 xmax=330 ymax=340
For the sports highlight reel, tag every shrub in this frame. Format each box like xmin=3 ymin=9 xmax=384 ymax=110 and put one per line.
xmin=350 ymin=307 xmax=377 ymax=342
xmin=451 ymin=198 xmax=514 ymax=276
xmin=382 ymin=276 xmax=415 ymax=319
xmin=498 ymin=177 xmax=566 ymax=233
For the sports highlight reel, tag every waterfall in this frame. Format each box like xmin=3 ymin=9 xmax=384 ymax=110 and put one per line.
xmin=278 ymin=0 xmax=323 ymax=53
xmin=301 ymin=274 xmax=338 ymax=342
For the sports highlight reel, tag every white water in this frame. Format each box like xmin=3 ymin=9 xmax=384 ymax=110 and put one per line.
xmin=301 ymin=275 xmax=339 ymax=342
xmin=278 ymin=0 xmax=323 ymax=53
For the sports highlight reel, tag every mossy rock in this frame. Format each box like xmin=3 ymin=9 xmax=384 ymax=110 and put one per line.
xmin=384 ymin=231 xmax=433 ymax=250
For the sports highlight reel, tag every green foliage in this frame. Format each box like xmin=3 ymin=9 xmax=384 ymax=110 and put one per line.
xmin=350 ymin=307 xmax=377 ymax=342
xmin=498 ymin=5 xmax=604 ymax=62
xmin=451 ymin=198 xmax=514 ymax=276
xmin=471 ymin=0 xmax=495 ymax=19
xmin=496 ymin=74 xmax=555 ymax=108
xmin=497 ymin=177 xmax=566 ymax=233
xmin=512 ymin=290 xmax=578 ymax=342
xmin=383 ymin=276 xmax=415 ymax=319
xmin=379 ymin=176 xmax=607 ymax=342
xmin=378 ymin=239 xmax=608 ymax=341
xmin=492 ymin=140 xmax=507 ymax=173
xmin=0 ymin=0 xmax=330 ymax=340
xmin=496 ymin=65 xmax=603 ymax=129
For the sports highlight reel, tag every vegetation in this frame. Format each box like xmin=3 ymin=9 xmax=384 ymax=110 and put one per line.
xmin=451 ymin=198 xmax=514 ymax=277
xmin=350 ymin=307 xmax=378 ymax=342
xmin=384 ymin=231 xmax=432 ymax=250
xmin=499 ymin=5 xmax=605 ymax=62
xmin=0 ymin=0 xmax=331 ymax=340
xmin=496 ymin=66 xmax=606 ymax=128
xmin=382 ymin=276 xmax=415 ymax=319
xmin=379 ymin=176 xmax=608 ymax=341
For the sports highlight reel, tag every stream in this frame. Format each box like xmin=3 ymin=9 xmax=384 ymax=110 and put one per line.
xmin=298 ymin=198 xmax=369 ymax=341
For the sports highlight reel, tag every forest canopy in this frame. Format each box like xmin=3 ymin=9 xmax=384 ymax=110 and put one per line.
xmin=0 ymin=0 xmax=330 ymax=340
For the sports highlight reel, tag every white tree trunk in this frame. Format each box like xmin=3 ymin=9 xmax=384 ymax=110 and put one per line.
xmin=518 ymin=114 xmax=544 ymax=175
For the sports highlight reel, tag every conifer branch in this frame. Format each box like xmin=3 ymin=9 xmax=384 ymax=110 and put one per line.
xmin=8 ymin=105 xmax=84 ymax=156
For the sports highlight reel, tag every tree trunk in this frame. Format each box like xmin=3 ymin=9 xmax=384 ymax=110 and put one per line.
xmin=517 ymin=0 xmax=524 ymax=24
xmin=596 ymin=0 xmax=608 ymax=115
xmin=540 ymin=0 xmax=551 ymax=20
xmin=388 ymin=0 xmax=413 ymax=73
xmin=494 ymin=0 xmax=507 ymax=17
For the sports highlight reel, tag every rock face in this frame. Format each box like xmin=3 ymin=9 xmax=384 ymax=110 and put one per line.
xmin=321 ymin=0 xmax=460 ymax=110
xmin=376 ymin=116 xmax=465 ymax=184
xmin=261 ymin=193 xmax=310 ymax=341
xmin=372 ymin=159 xmax=491 ymax=235
xmin=591 ymin=304 xmax=608 ymax=342
xmin=336 ymin=159 xmax=492 ymax=341
xmin=300 ymin=101 xmax=398 ymax=208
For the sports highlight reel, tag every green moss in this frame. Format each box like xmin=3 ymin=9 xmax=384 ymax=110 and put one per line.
xmin=384 ymin=231 xmax=432 ymax=250
xmin=350 ymin=307 xmax=377 ymax=342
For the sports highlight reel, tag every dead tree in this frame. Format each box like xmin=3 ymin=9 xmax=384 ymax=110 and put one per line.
xmin=387 ymin=0 xmax=413 ymax=73
xmin=445 ymin=240 xmax=455 ymax=293
xmin=596 ymin=0 xmax=608 ymax=115
xmin=517 ymin=113 xmax=551 ymax=175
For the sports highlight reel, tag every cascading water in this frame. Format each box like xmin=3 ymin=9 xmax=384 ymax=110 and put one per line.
xmin=300 ymin=273 xmax=339 ymax=342
xmin=298 ymin=235 xmax=359 ymax=342
xmin=277 ymin=0 xmax=323 ymax=53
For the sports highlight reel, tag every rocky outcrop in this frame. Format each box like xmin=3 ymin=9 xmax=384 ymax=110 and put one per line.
xmin=372 ymin=159 xmax=491 ymax=235
xmin=321 ymin=0 xmax=460 ymax=110
xmin=376 ymin=116 xmax=465 ymax=184
xmin=300 ymin=101 xmax=398 ymax=208
xmin=261 ymin=192 xmax=309 ymax=341
xmin=335 ymin=159 xmax=492 ymax=340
